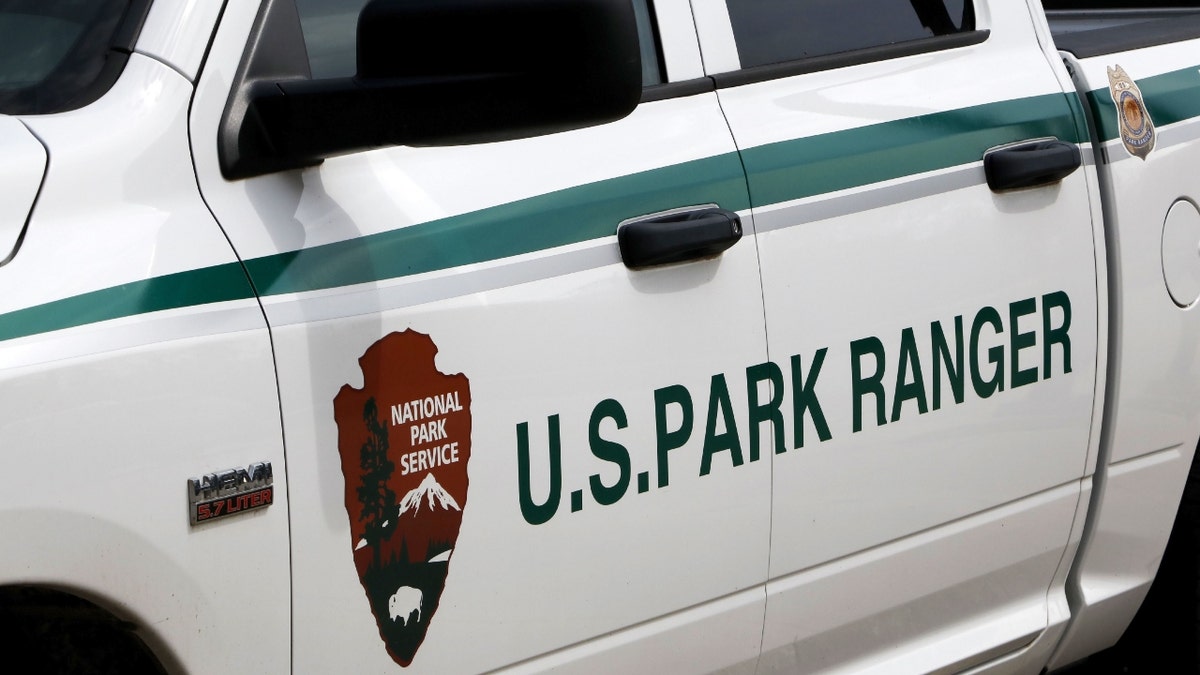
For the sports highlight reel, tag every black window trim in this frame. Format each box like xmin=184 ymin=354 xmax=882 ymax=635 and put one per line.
xmin=637 ymin=30 xmax=990 ymax=104
xmin=640 ymin=77 xmax=715 ymax=103
xmin=714 ymin=29 xmax=990 ymax=90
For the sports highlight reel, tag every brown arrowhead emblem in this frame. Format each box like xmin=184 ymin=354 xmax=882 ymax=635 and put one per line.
xmin=333 ymin=330 xmax=472 ymax=667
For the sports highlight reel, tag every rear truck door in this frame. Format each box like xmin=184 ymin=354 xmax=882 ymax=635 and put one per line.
xmin=1041 ymin=9 xmax=1200 ymax=669
xmin=188 ymin=0 xmax=770 ymax=671
xmin=693 ymin=0 xmax=1104 ymax=671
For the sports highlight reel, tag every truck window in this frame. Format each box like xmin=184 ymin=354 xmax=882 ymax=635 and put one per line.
xmin=1043 ymin=1 xmax=1199 ymax=7
xmin=296 ymin=0 xmax=665 ymax=86
xmin=0 ymin=0 xmax=148 ymax=115
xmin=1041 ymin=0 xmax=1200 ymax=57
xmin=726 ymin=0 xmax=975 ymax=69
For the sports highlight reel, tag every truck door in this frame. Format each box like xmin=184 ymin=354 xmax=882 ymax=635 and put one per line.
xmin=694 ymin=0 xmax=1104 ymax=671
xmin=1043 ymin=9 xmax=1200 ymax=668
xmin=188 ymin=0 xmax=769 ymax=671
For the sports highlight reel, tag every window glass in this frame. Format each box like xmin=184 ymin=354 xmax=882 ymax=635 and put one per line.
xmin=0 ymin=16 xmax=84 ymax=87
xmin=1043 ymin=0 xmax=1200 ymax=7
xmin=297 ymin=0 xmax=663 ymax=86
xmin=727 ymin=0 xmax=975 ymax=69
xmin=296 ymin=0 xmax=369 ymax=80
xmin=0 ymin=0 xmax=133 ymax=114
xmin=633 ymin=0 xmax=664 ymax=86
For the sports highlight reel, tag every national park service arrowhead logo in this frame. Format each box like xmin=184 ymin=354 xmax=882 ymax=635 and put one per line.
xmin=1108 ymin=65 xmax=1155 ymax=160
xmin=333 ymin=330 xmax=472 ymax=667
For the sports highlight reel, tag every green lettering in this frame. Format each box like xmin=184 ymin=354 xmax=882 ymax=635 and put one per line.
xmin=1010 ymin=297 xmax=1038 ymax=388
xmin=851 ymin=337 xmax=887 ymax=433
xmin=517 ymin=417 xmax=562 ymax=525
xmin=931 ymin=316 xmax=965 ymax=410
xmin=589 ymin=399 xmax=630 ymax=507
xmin=1042 ymin=291 xmax=1073 ymax=378
xmin=891 ymin=327 xmax=929 ymax=422
xmin=747 ymin=362 xmax=784 ymax=461
xmin=791 ymin=349 xmax=832 ymax=448
xmin=970 ymin=306 xmax=1005 ymax=398
xmin=654 ymin=384 xmax=693 ymax=488
xmin=700 ymin=374 xmax=743 ymax=476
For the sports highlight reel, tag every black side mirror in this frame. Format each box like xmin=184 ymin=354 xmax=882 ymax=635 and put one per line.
xmin=220 ymin=0 xmax=643 ymax=179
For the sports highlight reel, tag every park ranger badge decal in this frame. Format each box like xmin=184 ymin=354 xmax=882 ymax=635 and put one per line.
xmin=1108 ymin=65 xmax=1155 ymax=160
xmin=334 ymin=330 xmax=472 ymax=667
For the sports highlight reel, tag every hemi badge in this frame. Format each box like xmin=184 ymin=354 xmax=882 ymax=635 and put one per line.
xmin=188 ymin=462 xmax=274 ymax=526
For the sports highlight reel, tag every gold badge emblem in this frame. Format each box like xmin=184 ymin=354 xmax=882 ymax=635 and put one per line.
xmin=1107 ymin=65 xmax=1155 ymax=160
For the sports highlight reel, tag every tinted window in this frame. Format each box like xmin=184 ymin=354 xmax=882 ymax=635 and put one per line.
xmin=1043 ymin=0 xmax=1200 ymax=6
xmin=296 ymin=0 xmax=369 ymax=80
xmin=0 ymin=0 xmax=146 ymax=115
xmin=0 ymin=15 xmax=84 ymax=87
xmin=632 ymin=0 xmax=665 ymax=86
xmin=297 ymin=0 xmax=663 ymax=85
xmin=727 ymin=0 xmax=975 ymax=69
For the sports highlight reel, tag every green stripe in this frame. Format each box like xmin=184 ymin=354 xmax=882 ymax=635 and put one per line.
xmin=1086 ymin=65 xmax=1200 ymax=143
xmin=246 ymin=154 xmax=751 ymax=296
xmin=0 ymin=90 xmax=1113 ymax=343
xmin=0 ymin=153 xmax=751 ymax=342
xmin=741 ymin=93 xmax=1082 ymax=208
xmin=0 ymin=263 xmax=254 ymax=343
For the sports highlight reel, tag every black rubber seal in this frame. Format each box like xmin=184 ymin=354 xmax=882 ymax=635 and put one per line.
xmin=640 ymin=77 xmax=715 ymax=103
xmin=712 ymin=30 xmax=990 ymax=90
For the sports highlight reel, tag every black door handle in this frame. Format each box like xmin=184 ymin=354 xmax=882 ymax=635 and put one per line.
xmin=618 ymin=207 xmax=743 ymax=269
xmin=984 ymin=140 xmax=1082 ymax=192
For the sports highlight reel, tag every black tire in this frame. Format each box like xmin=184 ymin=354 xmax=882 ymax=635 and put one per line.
xmin=0 ymin=586 xmax=166 ymax=675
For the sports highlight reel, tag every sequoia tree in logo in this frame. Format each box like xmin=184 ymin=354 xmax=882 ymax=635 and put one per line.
xmin=333 ymin=330 xmax=472 ymax=667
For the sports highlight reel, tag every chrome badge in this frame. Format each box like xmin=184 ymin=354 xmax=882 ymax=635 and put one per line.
xmin=1108 ymin=65 xmax=1155 ymax=160
xmin=188 ymin=462 xmax=274 ymax=525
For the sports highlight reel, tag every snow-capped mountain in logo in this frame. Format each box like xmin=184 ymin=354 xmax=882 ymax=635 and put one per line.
xmin=398 ymin=472 xmax=461 ymax=517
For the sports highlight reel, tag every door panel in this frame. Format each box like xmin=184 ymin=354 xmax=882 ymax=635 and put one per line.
xmin=701 ymin=0 xmax=1102 ymax=670
xmin=1047 ymin=39 xmax=1200 ymax=669
xmin=190 ymin=0 xmax=769 ymax=671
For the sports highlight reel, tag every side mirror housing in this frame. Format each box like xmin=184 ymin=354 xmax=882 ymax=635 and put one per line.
xmin=220 ymin=0 xmax=643 ymax=179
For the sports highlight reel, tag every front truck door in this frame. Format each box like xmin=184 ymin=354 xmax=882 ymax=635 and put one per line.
xmin=189 ymin=0 xmax=770 ymax=672
xmin=695 ymin=0 xmax=1103 ymax=672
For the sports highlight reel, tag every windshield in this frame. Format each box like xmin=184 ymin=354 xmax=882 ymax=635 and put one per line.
xmin=0 ymin=0 xmax=148 ymax=115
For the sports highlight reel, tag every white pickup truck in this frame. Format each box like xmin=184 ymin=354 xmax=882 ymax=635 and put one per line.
xmin=3 ymin=0 xmax=1200 ymax=672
